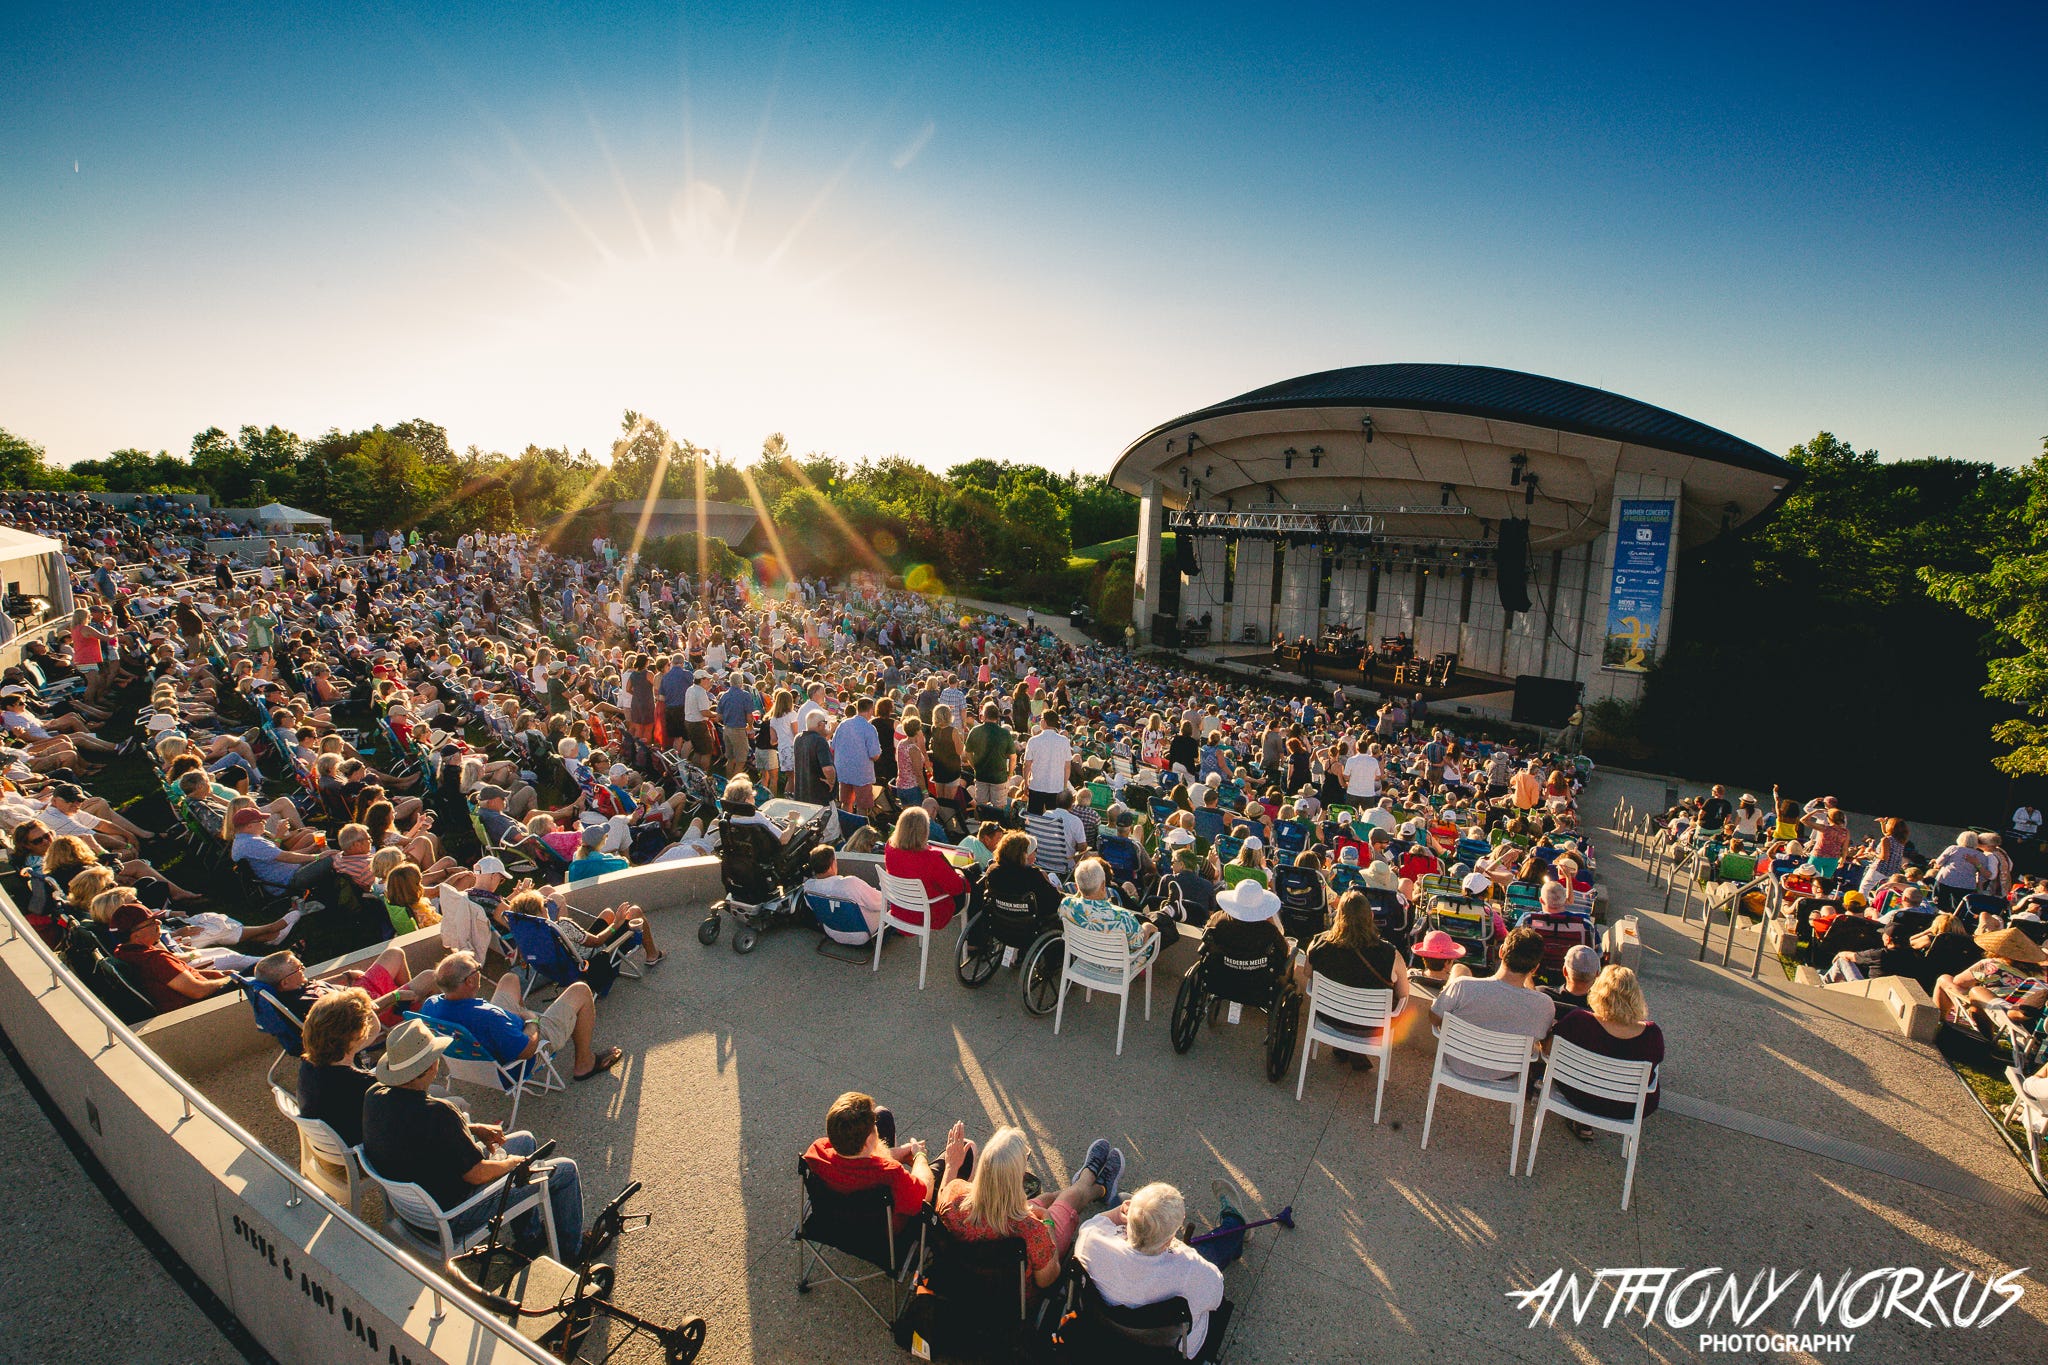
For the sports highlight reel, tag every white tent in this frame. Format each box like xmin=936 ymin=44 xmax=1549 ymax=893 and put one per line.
xmin=250 ymin=502 xmax=332 ymax=530
xmin=0 ymin=525 xmax=74 ymax=618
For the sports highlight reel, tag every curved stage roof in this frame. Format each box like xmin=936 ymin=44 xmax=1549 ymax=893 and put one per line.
xmin=1111 ymin=363 xmax=1799 ymax=550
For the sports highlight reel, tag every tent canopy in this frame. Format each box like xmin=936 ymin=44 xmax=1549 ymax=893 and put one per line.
xmin=0 ymin=526 xmax=67 ymax=562
xmin=250 ymin=502 xmax=331 ymax=528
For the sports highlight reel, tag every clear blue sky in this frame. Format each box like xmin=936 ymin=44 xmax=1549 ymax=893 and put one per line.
xmin=3 ymin=1 xmax=2042 ymax=473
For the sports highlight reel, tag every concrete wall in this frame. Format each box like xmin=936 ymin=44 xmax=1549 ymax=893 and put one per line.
xmin=0 ymin=897 xmax=554 ymax=1365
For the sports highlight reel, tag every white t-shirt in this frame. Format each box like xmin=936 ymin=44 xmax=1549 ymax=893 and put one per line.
xmin=1024 ymin=729 xmax=1074 ymax=794
xmin=1073 ymin=1214 xmax=1226 ymax=1360
xmin=1342 ymin=751 xmax=1381 ymax=799
xmin=2014 ymin=807 xmax=2043 ymax=837
xmin=683 ymin=683 xmax=713 ymax=724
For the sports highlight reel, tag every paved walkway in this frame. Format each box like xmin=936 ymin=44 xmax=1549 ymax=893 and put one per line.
xmin=0 ymin=1050 xmax=244 ymax=1365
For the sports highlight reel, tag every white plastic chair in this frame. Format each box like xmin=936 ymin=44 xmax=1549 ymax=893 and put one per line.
xmin=875 ymin=870 xmax=950 ymax=990
xmin=1525 ymin=1036 xmax=1658 ymax=1209
xmin=2003 ymin=1066 xmax=2046 ymax=1181
xmin=356 ymin=1145 xmax=558 ymax=1261
xmin=1420 ymin=1014 xmax=1536 ymax=1173
xmin=1295 ymin=974 xmax=1402 ymax=1121
xmin=405 ymin=1011 xmax=564 ymax=1130
xmin=1053 ymin=920 xmax=1160 ymax=1055
xmin=270 ymin=1078 xmax=365 ymax=1214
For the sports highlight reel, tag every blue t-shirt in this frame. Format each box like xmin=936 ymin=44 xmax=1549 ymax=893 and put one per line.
xmin=419 ymin=995 xmax=530 ymax=1067
xmin=566 ymin=851 xmax=629 ymax=883
xmin=831 ymin=715 xmax=882 ymax=786
xmin=718 ymin=687 xmax=759 ymax=727
xmin=658 ymin=666 xmax=693 ymax=706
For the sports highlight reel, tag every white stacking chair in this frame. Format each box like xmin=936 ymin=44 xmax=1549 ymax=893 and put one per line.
xmin=1295 ymin=974 xmax=1402 ymax=1121
xmin=1421 ymin=1014 xmax=1536 ymax=1173
xmin=2003 ymin=1066 xmax=2047 ymax=1182
xmin=1525 ymin=1036 xmax=1658 ymax=1209
xmin=875 ymin=870 xmax=945 ymax=990
xmin=1053 ymin=920 xmax=1160 ymax=1055
xmin=357 ymin=1145 xmax=558 ymax=1261
xmin=270 ymin=1078 xmax=366 ymax=1214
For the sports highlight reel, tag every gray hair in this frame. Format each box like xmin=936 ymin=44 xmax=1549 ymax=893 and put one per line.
xmin=1539 ymin=880 xmax=1569 ymax=909
xmin=434 ymin=951 xmax=482 ymax=992
xmin=1124 ymin=1182 xmax=1186 ymax=1254
xmin=1074 ymin=858 xmax=1108 ymax=898
xmin=252 ymin=951 xmax=296 ymax=986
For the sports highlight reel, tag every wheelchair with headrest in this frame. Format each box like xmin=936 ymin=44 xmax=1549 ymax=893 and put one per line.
xmin=697 ymin=806 xmax=831 ymax=954
xmin=1169 ymin=927 xmax=1302 ymax=1081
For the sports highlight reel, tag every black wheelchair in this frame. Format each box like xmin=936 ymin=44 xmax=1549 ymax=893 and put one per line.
xmin=1168 ymin=933 xmax=1302 ymax=1082
xmin=956 ymin=881 xmax=1067 ymax=1016
xmin=697 ymin=807 xmax=831 ymax=954
xmin=1053 ymin=1266 xmax=1232 ymax=1364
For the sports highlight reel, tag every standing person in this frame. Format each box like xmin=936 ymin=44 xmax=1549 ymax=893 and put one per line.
xmin=1024 ymin=712 xmax=1073 ymax=815
xmin=830 ymin=697 xmax=883 ymax=821
xmin=1858 ymin=818 xmax=1909 ymax=898
xmin=791 ymin=711 xmax=836 ymax=806
xmin=658 ymin=655 xmax=693 ymax=747
xmin=68 ymin=607 xmax=116 ymax=705
xmin=718 ymin=670 xmax=761 ymax=777
xmin=965 ymin=702 xmax=1017 ymax=813
xmin=1931 ymin=831 xmax=1992 ymax=912
xmin=1342 ymin=740 xmax=1381 ymax=804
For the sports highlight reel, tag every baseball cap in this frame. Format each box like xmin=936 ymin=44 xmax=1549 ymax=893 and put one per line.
xmin=475 ymin=784 xmax=510 ymax=802
xmin=110 ymin=901 xmax=168 ymax=937
xmin=1563 ymin=945 xmax=1602 ymax=978
xmin=474 ymin=855 xmax=508 ymax=878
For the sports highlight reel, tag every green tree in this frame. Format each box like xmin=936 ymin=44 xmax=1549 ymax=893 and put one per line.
xmin=999 ymin=483 xmax=1071 ymax=573
xmin=1924 ymin=439 xmax=2048 ymax=775
xmin=1068 ymin=473 xmax=1138 ymax=547
xmin=0 ymin=429 xmax=57 ymax=488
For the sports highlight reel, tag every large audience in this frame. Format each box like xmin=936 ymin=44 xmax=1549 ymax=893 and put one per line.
xmin=3 ymin=499 xmax=2037 ymax=1358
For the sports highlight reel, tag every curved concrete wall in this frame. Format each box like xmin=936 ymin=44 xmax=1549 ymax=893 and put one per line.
xmin=0 ymin=896 xmax=547 ymax=1365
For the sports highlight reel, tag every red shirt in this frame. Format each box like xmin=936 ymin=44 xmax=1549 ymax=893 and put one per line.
xmin=802 ymin=1137 xmax=928 ymax=1218
xmin=116 ymin=941 xmax=191 ymax=1014
xmin=883 ymin=845 xmax=968 ymax=932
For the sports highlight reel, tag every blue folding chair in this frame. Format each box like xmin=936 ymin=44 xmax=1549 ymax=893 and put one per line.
xmin=803 ymin=892 xmax=878 ymax=963
xmin=233 ymin=973 xmax=307 ymax=1054
xmin=1098 ymin=834 xmax=1144 ymax=890
xmin=504 ymin=909 xmax=637 ymax=999
xmin=404 ymin=1011 xmax=562 ymax=1129
xmin=1272 ymin=820 xmax=1311 ymax=861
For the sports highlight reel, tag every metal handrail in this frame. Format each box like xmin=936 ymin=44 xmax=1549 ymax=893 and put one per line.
xmin=0 ymin=889 xmax=559 ymax=1364
xmin=1695 ymin=872 xmax=1780 ymax=973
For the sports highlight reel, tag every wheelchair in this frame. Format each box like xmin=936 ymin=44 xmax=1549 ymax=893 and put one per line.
xmin=1168 ymin=934 xmax=1302 ymax=1082
xmin=957 ymin=883 xmax=1068 ymax=1016
xmin=697 ymin=806 xmax=832 ymax=954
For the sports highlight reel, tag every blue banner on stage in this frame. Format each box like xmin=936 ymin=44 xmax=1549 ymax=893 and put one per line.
xmin=1603 ymin=499 xmax=1673 ymax=672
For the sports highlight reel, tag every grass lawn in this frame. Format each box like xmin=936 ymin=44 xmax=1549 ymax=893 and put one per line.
xmin=1069 ymin=531 xmax=1173 ymax=568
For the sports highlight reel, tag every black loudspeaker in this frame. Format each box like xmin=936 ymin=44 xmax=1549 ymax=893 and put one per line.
xmin=1496 ymin=518 xmax=1531 ymax=614
xmin=1512 ymin=675 xmax=1581 ymax=728
xmin=1175 ymin=532 xmax=1198 ymax=576
xmin=1151 ymin=613 xmax=1180 ymax=647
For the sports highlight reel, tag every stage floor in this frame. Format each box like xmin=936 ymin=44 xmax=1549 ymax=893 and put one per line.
xmin=1208 ymin=649 xmax=1516 ymax=705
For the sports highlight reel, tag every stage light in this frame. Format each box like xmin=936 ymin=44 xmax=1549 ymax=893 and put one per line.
xmin=1510 ymin=452 xmax=1527 ymax=485
xmin=1362 ymin=415 xmax=1375 ymax=443
xmin=1524 ymin=473 xmax=1539 ymax=506
xmin=1283 ymin=447 xmax=1298 ymax=469
xmin=1440 ymin=483 xmax=1454 ymax=507
xmin=1309 ymin=446 xmax=1324 ymax=468
xmin=1179 ymin=465 xmax=1189 ymax=488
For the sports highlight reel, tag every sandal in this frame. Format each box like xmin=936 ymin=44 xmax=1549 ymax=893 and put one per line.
xmin=574 ymin=1046 xmax=623 ymax=1081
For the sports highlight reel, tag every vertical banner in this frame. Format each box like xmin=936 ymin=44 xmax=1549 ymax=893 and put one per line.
xmin=1602 ymin=499 xmax=1673 ymax=672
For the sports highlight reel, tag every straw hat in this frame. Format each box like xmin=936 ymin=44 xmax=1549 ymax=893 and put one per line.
xmin=1975 ymin=927 xmax=2048 ymax=966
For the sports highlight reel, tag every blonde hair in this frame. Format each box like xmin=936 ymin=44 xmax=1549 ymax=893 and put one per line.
xmin=89 ymin=887 xmax=136 ymax=926
xmin=958 ymin=1126 xmax=1031 ymax=1234
xmin=891 ymin=805 xmax=930 ymax=852
xmin=384 ymin=863 xmax=438 ymax=926
xmin=370 ymin=846 xmax=408 ymax=881
xmin=1588 ymin=965 xmax=1647 ymax=1027
xmin=66 ymin=866 xmax=119 ymax=912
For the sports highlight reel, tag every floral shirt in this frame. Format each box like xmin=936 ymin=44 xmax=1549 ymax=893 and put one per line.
xmin=1062 ymin=892 xmax=1146 ymax=953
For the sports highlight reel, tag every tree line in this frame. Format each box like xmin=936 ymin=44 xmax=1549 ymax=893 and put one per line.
xmin=6 ymin=415 xmax=2046 ymax=807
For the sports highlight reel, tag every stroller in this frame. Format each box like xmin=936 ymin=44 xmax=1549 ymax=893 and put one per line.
xmin=697 ymin=806 xmax=832 ymax=954
xmin=443 ymin=1144 xmax=707 ymax=1364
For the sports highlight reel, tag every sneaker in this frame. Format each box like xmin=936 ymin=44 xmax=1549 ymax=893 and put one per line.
xmin=1101 ymin=1147 xmax=1126 ymax=1206
xmin=1083 ymin=1138 xmax=1113 ymax=1186
xmin=1210 ymin=1178 xmax=1244 ymax=1226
